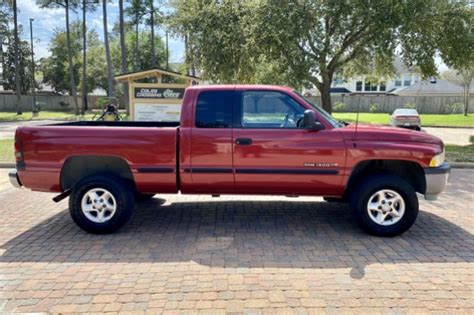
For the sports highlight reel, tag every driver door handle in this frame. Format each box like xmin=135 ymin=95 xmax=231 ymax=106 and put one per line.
xmin=235 ymin=138 xmax=252 ymax=145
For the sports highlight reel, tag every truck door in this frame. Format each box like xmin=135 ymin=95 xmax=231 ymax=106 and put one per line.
xmin=232 ymin=90 xmax=346 ymax=195
xmin=187 ymin=89 xmax=236 ymax=193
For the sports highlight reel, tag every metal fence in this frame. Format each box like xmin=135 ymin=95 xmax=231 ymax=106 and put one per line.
xmin=307 ymin=95 xmax=473 ymax=114
xmin=0 ymin=94 xmax=127 ymax=112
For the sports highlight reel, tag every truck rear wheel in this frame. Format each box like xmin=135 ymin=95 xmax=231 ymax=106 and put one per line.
xmin=350 ymin=174 xmax=418 ymax=237
xmin=69 ymin=175 xmax=134 ymax=234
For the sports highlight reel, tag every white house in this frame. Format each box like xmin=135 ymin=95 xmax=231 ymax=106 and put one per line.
xmin=331 ymin=56 xmax=421 ymax=94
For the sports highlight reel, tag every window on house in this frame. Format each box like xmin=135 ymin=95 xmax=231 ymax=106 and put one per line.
xmin=404 ymin=75 xmax=411 ymax=86
xmin=379 ymin=82 xmax=386 ymax=92
xmin=365 ymin=81 xmax=377 ymax=91
xmin=395 ymin=76 xmax=402 ymax=87
xmin=356 ymin=81 xmax=362 ymax=91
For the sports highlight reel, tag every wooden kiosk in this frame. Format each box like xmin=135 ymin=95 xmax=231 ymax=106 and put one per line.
xmin=115 ymin=68 xmax=201 ymax=121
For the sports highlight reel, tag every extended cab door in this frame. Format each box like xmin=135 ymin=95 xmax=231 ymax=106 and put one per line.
xmin=186 ymin=89 xmax=236 ymax=193
xmin=232 ymin=90 xmax=346 ymax=196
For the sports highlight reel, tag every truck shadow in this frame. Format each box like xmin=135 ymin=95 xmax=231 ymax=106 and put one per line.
xmin=1 ymin=198 xmax=472 ymax=279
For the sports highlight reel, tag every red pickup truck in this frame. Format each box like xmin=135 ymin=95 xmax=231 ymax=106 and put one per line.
xmin=9 ymin=85 xmax=450 ymax=236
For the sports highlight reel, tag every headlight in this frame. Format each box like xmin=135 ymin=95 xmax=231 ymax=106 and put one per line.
xmin=429 ymin=149 xmax=445 ymax=167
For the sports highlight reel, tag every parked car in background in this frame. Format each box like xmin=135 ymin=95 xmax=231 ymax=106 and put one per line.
xmin=390 ymin=108 xmax=421 ymax=130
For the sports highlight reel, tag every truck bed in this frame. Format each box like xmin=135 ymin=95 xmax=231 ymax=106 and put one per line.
xmin=16 ymin=121 xmax=179 ymax=194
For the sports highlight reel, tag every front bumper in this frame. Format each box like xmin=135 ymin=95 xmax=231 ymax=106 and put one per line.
xmin=9 ymin=169 xmax=22 ymax=188
xmin=424 ymin=163 xmax=450 ymax=200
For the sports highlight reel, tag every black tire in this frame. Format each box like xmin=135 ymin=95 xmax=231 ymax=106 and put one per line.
xmin=69 ymin=175 xmax=134 ymax=234
xmin=135 ymin=193 xmax=156 ymax=202
xmin=349 ymin=174 xmax=418 ymax=237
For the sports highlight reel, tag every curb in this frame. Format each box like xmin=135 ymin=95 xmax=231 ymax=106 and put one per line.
xmin=1 ymin=162 xmax=473 ymax=169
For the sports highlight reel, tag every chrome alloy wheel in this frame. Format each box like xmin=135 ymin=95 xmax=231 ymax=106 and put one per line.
xmin=367 ymin=189 xmax=405 ymax=226
xmin=81 ymin=188 xmax=117 ymax=223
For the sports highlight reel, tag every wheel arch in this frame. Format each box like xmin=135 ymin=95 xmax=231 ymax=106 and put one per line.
xmin=344 ymin=159 xmax=426 ymax=199
xmin=60 ymin=155 xmax=135 ymax=191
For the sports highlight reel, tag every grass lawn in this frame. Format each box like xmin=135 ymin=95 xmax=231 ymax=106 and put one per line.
xmin=0 ymin=111 xmax=95 ymax=122
xmin=0 ymin=139 xmax=14 ymax=162
xmin=445 ymin=144 xmax=474 ymax=163
xmin=333 ymin=113 xmax=474 ymax=127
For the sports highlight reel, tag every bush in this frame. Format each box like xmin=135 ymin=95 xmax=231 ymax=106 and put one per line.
xmin=369 ymin=103 xmax=379 ymax=113
xmin=446 ymin=103 xmax=463 ymax=114
xmin=470 ymin=135 xmax=474 ymax=145
xmin=403 ymin=102 xmax=416 ymax=109
xmin=333 ymin=102 xmax=345 ymax=112
xmin=59 ymin=101 xmax=70 ymax=110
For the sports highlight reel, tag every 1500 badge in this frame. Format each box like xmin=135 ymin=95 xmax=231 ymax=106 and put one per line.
xmin=304 ymin=162 xmax=339 ymax=167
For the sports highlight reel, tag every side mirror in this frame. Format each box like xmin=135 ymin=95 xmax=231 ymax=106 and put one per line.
xmin=303 ymin=110 xmax=324 ymax=131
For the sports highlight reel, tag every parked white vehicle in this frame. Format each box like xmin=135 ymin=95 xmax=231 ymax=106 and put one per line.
xmin=390 ymin=108 xmax=421 ymax=131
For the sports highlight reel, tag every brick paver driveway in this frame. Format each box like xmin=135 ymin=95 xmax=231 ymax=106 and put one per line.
xmin=0 ymin=169 xmax=472 ymax=313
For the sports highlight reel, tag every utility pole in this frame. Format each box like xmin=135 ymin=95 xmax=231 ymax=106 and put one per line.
xmin=29 ymin=18 xmax=37 ymax=114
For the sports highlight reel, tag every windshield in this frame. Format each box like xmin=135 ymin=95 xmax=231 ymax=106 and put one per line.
xmin=293 ymin=91 xmax=344 ymax=128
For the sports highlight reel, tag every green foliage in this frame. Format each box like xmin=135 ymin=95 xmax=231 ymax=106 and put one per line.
xmin=403 ymin=102 xmax=417 ymax=109
xmin=169 ymin=0 xmax=474 ymax=113
xmin=2 ymin=38 xmax=35 ymax=94
xmin=369 ymin=104 xmax=379 ymax=113
xmin=333 ymin=102 xmax=346 ymax=112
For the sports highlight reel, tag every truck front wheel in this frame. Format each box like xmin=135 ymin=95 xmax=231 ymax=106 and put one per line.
xmin=69 ymin=175 xmax=134 ymax=234
xmin=350 ymin=174 xmax=418 ymax=237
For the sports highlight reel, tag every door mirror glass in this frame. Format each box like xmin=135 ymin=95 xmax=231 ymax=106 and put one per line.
xmin=303 ymin=110 xmax=324 ymax=131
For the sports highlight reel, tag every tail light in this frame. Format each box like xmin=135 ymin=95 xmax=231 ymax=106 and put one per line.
xmin=14 ymin=139 xmax=23 ymax=162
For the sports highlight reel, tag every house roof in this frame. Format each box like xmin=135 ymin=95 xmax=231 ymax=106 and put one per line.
xmin=330 ymin=87 xmax=352 ymax=94
xmin=115 ymin=67 xmax=201 ymax=82
xmin=391 ymin=79 xmax=474 ymax=96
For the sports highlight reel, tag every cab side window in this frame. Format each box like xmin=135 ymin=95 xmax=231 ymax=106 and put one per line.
xmin=241 ymin=91 xmax=305 ymax=128
xmin=195 ymin=91 xmax=233 ymax=128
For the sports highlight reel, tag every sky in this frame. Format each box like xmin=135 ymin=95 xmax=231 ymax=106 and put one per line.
xmin=16 ymin=0 xmax=185 ymax=64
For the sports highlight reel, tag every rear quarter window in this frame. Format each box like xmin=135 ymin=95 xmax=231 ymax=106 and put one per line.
xmin=195 ymin=91 xmax=233 ymax=128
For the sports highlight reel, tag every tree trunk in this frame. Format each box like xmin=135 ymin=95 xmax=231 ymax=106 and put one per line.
xmin=81 ymin=0 xmax=87 ymax=115
xmin=119 ymin=0 xmax=129 ymax=114
xmin=103 ymin=0 xmax=114 ymax=97
xmin=135 ymin=11 xmax=139 ymax=71
xmin=318 ymin=72 xmax=333 ymax=114
xmin=150 ymin=0 xmax=156 ymax=67
xmin=12 ymin=0 xmax=21 ymax=115
xmin=65 ymin=0 xmax=79 ymax=115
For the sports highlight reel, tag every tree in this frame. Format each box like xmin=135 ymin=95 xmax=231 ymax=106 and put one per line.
xmin=102 ymin=0 xmax=114 ymax=96
xmin=12 ymin=0 xmax=22 ymax=114
xmin=37 ymin=0 xmax=81 ymax=114
xmin=170 ymin=0 xmax=473 ymax=113
xmin=3 ymin=38 xmax=35 ymax=95
xmin=81 ymin=0 xmax=99 ymax=114
xmin=110 ymin=27 xmax=166 ymax=74
xmin=0 ymin=1 xmax=12 ymax=85
xmin=119 ymin=0 xmax=129 ymax=113
xmin=443 ymin=66 xmax=474 ymax=116
xmin=41 ymin=22 xmax=102 ymax=94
